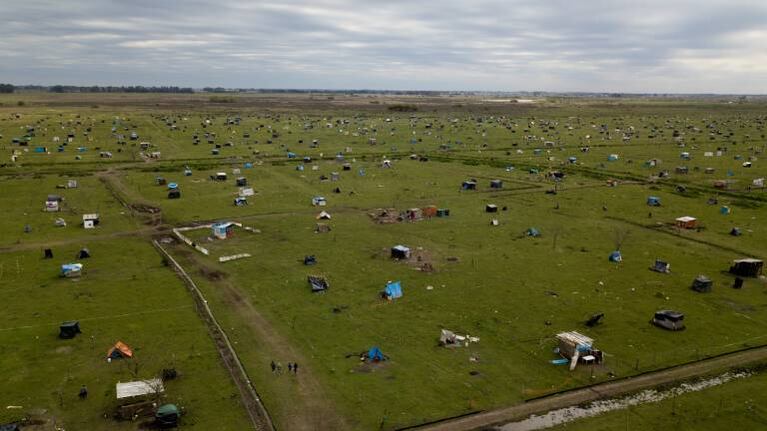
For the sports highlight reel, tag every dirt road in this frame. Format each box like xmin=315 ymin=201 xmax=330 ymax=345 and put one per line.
xmin=410 ymin=345 xmax=767 ymax=431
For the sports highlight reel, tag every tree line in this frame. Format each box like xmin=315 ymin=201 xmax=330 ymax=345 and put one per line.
xmin=0 ymin=83 xmax=14 ymax=93
xmin=48 ymin=85 xmax=194 ymax=93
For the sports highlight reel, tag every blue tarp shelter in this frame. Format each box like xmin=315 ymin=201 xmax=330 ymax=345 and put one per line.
xmin=385 ymin=281 xmax=403 ymax=299
xmin=167 ymin=182 xmax=178 ymax=189
xmin=526 ymin=227 xmax=541 ymax=237
xmin=368 ymin=346 xmax=386 ymax=362
xmin=647 ymin=196 xmax=661 ymax=206
xmin=287 ymin=152 xmax=297 ymax=159
xmin=61 ymin=263 xmax=83 ymax=277
xmin=609 ymin=251 xmax=622 ymax=262
xmin=212 ymin=222 xmax=235 ymax=239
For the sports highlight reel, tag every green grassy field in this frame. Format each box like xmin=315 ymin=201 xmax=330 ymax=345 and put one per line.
xmin=1 ymin=93 xmax=766 ymax=430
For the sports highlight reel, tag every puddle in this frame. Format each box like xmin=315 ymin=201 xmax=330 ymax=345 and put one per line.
xmin=498 ymin=370 xmax=752 ymax=430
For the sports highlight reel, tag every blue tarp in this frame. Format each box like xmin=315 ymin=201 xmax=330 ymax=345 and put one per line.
xmin=167 ymin=182 xmax=178 ymax=189
xmin=609 ymin=251 xmax=622 ymax=262
xmin=244 ymin=162 xmax=253 ymax=168
xmin=385 ymin=281 xmax=403 ymax=299
xmin=526 ymin=227 xmax=540 ymax=237
xmin=368 ymin=346 xmax=386 ymax=362
xmin=61 ymin=263 xmax=82 ymax=275
xmin=34 ymin=147 xmax=46 ymax=153
xmin=287 ymin=152 xmax=297 ymax=159
xmin=647 ymin=196 xmax=661 ymax=206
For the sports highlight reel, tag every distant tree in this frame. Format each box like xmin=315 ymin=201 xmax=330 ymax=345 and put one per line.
xmin=0 ymin=83 xmax=15 ymax=93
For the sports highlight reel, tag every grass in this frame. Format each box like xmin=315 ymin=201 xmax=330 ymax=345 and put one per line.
xmin=1 ymin=93 xmax=766 ymax=430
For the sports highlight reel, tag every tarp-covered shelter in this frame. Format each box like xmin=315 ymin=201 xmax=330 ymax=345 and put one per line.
xmin=367 ymin=346 xmax=386 ymax=362
xmin=651 ymin=259 xmax=670 ymax=273
xmin=316 ymin=211 xmax=331 ymax=220
xmin=82 ymin=214 xmax=100 ymax=229
xmin=77 ymin=248 xmax=90 ymax=259
xmin=304 ymin=255 xmax=317 ymax=265
xmin=168 ymin=189 xmax=181 ymax=199
xmin=647 ymin=196 xmax=661 ymax=206
xmin=236 ymin=177 xmax=248 ymax=186
xmin=490 ymin=179 xmax=503 ymax=189
xmin=436 ymin=208 xmax=450 ymax=217
xmin=115 ymin=378 xmax=163 ymax=401
xmin=61 ymin=263 xmax=83 ymax=278
xmin=155 ymin=404 xmax=180 ymax=428
xmin=212 ymin=222 xmax=235 ymax=239
xmin=59 ymin=321 xmax=81 ymax=339
xmin=308 ymin=275 xmax=329 ymax=293
xmin=391 ymin=245 xmax=411 ymax=260
xmin=461 ymin=180 xmax=477 ymax=190
xmin=107 ymin=341 xmax=134 ymax=359
xmin=384 ymin=281 xmax=403 ymax=299
xmin=675 ymin=216 xmax=697 ymax=229
xmin=486 ymin=204 xmax=498 ymax=213
xmin=729 ymin=258 xmax=763 ymax=277
xmin=44 ymin=248 xmax=53 ymax=259
xmin=691 ymin=275 xmax=713 ymax=293
xmin=526 ymin=227 xmax=541 ymax=237
xmin=609 ymin=251 xmax=622 ymax=262
xmin=653 ymin=310 xmax=685 ymax=331
xmin=312 ymin=196 xmax=327 ymax=206
xmin=233 ymin=197 xmax=248 ymax=206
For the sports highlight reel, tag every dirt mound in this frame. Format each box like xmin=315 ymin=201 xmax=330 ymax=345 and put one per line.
xmin=199 ymin=267 xmax=228 ymax=281
xmin=130 ymin=203 xmax=161 ymax=214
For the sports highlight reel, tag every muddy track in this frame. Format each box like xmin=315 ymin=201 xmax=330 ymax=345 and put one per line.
xmin=153 ymin=241 xmax=275 ymax=431
xmin=177 ymin=249 xmax=351 ymax=431
xmin=407 ymin=345 xmax=767 ymax=431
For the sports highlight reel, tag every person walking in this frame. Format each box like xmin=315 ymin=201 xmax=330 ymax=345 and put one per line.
xmin=293 ymin=362 xmax=298 ymax=375
xmin=270 ymin=360 xmax=276 ymax=373
xmin=287 ymin=362 xmax=293 ymax=373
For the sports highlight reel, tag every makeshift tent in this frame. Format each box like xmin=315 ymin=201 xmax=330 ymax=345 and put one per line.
xmin=367 ymin=346 xmax=386 ymax=362
xmin=675 ymin=216 xmax=697 ymax=229
xmin=77 ymin=248 xmax=90 ymax=259
xmin=609 ymin=251 xmax=622 ymax=262
xmin=107 ymin=341 xmax=134 ymax=359
xmin=82 ymin=214 xmax=100 ymax=229
xmin=308 ymin=275 xmax=329 ymax=292
xmin=391 ymin=245 xmax=411 ymax=260
xmin=439 ymin=329 xmax=459 ymax=346
xmin=651 ymin=259 xmax=670 ymax=273
xmin=212 ymin=222 xmax=235 ymax=239
xmin=720 ymin=206 xmax=731 ymax=215
xmin=423 ymin=206 xmax=437 ymax=217
xmin=691 ymin=275 xmax=713 ymax=293
xmin=54 ymin=218 xmax=67 ymax=227
xmin=486 ymin=204 xmax=498 ymax=213
xmin=461 ymin=180 xmax=477 ymax=190
xmin=730 ymin=227 xmax=742 ymax=236
xmin=59 ymin=321 xmax=81 ymax=339
xmin=155 ymin=404 xmax=180 ymax=428
xmin=729 ymin=258 xmax=763 ymax=277
xmin=168 ymin=189 xmax=181 ymax=199
xmin=233 ymin=197 xmax=248 ymax=206
xmin=116 ymin=378 xmax=163 ymax=401
xmin=647 ymin=196 xmax=661 ymax=206
xmin=436 ymin=208 xmax=450 ymax=217
xmin=155 ymin=176 xmax=166 ymax=185
xmin=312 ymin=196 xmax=327 ymax=206
xmin=167 ymin=182 xmax=178 ymax=190
xmin=384 ymin=281 xmax=403 ymax=299
xmin=526 ymin=227 xmax=541 ymax=237
xmin=236 ymin=177 xmax=247 ymax=186
xmin=44 ymin=248 xmax=53 ymax=259
xmin=304 ymin=255 xmax=317 ymax=265
xmin=653 ymin=310 xmax=685 ymax=331
xmin=316 ymin=211 xmax=331 ymax=220
xmin=490 ymin=179 xmax=503 ymax=189
xmin=61 ymin=263 xmax=83 ymax=278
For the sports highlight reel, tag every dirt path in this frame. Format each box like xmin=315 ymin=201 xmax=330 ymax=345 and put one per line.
xmin=176 ymin=248 xmax=350 ymax=431
xmin=409 ymin=345 xmax=767 ymax=431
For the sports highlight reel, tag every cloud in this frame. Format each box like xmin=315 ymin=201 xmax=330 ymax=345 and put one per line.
xmin=0 ymin=0 xmax=765 ymax=93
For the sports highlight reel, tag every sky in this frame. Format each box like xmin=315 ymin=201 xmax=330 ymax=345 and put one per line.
xmin=1 ymin=0 xmax=766 ymax=93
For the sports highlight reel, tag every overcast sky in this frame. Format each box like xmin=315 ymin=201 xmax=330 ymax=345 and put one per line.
xmin=1 ymin=0 xmax=766 ymax=93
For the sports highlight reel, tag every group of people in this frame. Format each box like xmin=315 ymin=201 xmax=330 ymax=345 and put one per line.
xmin=270 ymin=360 xmax=298 ymax=375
